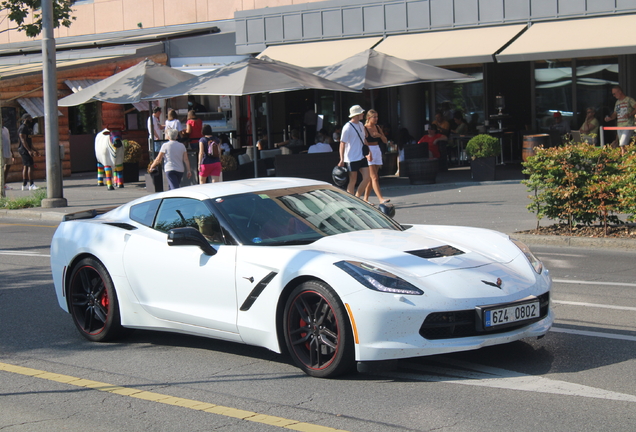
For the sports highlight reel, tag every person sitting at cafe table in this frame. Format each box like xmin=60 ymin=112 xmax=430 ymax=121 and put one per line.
xmin=579 ymin=107 xmax=600 ymax=145
xmin=307 ymin=133 xmax=333 ymax=153
xmin=550 ymin=111 xmax=571 ymax=135
xmin=418 ymin=124 xmax=446 ymax=158
xmin=256 ymin=133 xmax=269 ymax=151
xmin=451 ymin=111 xmax=469 ymax=135
xmin=274 ymin=129 xmax=304 ymax=150
xmin=432 ymin=111 xmax=450 ymax=136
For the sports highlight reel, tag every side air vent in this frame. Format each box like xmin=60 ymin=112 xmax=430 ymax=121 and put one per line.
xmin=104 ymin=222 xmax=137 ymax=230
xmin=240 ymin=272 xmax=278 ymax=311
xmin=407 ymin=245 xmax=464 ymax=259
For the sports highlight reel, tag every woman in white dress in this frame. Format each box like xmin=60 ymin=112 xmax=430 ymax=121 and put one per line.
xmin=164 ymin=109 xmax=183 ymax=140
xmin=363 ymin=109 xmax=390 ymax=204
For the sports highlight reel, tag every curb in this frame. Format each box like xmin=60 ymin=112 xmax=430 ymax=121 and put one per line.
xmin=0 ymin=208 xmax=66 ymax=222
xmin=380 ymin=179 xmax=523 ymax=191
xmin=511 ymin=233 xmax=636 ymax=250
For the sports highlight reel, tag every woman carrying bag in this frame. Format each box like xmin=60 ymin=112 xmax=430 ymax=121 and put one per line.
xmin=198 ymin=125 xmax=222 ymax=183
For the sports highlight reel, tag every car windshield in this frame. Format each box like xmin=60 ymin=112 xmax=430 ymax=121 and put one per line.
xmin=212 ymin=186 xmax=401 ymax=246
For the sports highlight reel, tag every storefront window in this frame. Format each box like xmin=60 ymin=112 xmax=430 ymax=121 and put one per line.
xmin=575 ymin=58 xmax=618 ymax=130
xmin=122 ymin=104 xmax=148 ymax=131
xmin=434 ymin=66 xmax=484 ymax=127
xmin=534 ymin=59 xmax=573 ymax=132
xmin=534 ymin=58 xmax=618 ymax=136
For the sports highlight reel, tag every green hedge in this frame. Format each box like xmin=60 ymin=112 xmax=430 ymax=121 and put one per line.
xmin=522 ymin=143 xmax=636 ymax=235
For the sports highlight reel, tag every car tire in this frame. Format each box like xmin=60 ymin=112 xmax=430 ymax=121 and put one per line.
xmin=283 ymin=280 xmax=355 ymax=378
xmin=68 ymin=257 xmax=126 ymax=342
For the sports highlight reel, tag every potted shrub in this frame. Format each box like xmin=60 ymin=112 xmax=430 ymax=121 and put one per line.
xmin=465 ymin=134 xmax=501 ymax=181
xmin=123 ymin=140 xmax=142 ymax=183
xmin=219 ymin=154 xmax=240 ymax=181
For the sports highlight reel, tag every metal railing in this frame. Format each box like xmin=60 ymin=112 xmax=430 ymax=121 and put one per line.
xmin=599 ymin=126 xmax=636 ymax=147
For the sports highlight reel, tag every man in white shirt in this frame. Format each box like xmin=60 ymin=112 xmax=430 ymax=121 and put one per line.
xmin=308 ymin=133 xmax=332 ymax=154
xmin=147 ymin=107 xmax=164 ymax=141
xmin=338 ymin=105 xmax=371 ymax=196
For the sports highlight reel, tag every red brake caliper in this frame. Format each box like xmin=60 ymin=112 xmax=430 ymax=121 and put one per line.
xmin=100 ymin=290 xmax=109 ymax=309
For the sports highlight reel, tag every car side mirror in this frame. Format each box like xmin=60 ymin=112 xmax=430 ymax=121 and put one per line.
xmin=167 ymin=227 xmax=217 ymax=256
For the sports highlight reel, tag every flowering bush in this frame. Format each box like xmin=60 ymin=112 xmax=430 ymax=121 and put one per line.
xmin=220 ymin=154 xmax=237 ymax=172
xmin=522 ymin=143 xmax=636 ymax=235
xmin=123 ymin=140 xmax=142 ymax=163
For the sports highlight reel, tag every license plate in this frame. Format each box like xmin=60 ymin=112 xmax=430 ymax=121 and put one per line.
xmin=483 ymin=300 xmax=540 ymax=328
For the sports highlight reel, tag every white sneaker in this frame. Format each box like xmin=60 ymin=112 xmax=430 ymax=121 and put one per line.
xmin=22 ymin=184 xmax=28 ymax=190
xmin=4 ymin=185 xmax=12 ymax=190
xmin=29 ymin=184 xmax=39 ymax=190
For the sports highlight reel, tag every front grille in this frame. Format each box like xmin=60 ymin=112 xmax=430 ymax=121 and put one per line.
xmin=407 ymin=245 xmax=464 ymax=259
xmin=419 ymin=292 xmax=550 ymax=340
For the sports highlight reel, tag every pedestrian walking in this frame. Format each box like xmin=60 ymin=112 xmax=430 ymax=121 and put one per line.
xmin=604 ymin=86 xmax=636 ymax=155
xmin=363 ymin=109 xmax=390 ymax=204
xmin=148 ymin=128 xmax=191 ymax=190
xmin=338 ymin=105 xmax=371 ymax=198
xmin=17 ymin=114 xmax=39 ymax=190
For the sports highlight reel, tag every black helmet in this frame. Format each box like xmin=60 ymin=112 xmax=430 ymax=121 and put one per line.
xmin=332 ymin=166 xmax=349 ymax=187
xmin=378 ymin=203 xmax=395 ymax=218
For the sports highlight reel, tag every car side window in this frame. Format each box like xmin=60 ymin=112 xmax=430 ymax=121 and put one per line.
xmin=130 ymin=199 xmax=161 ymax=227
xmin=153 ymin=198 xmax=223 ymax=244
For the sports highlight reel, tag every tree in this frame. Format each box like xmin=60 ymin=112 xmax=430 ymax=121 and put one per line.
xmin=0 ymin=0 xmax=75 ymax=37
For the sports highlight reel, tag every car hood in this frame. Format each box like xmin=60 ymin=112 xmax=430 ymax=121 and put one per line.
xmin=312 ymin=225 xmax=529 ymax=281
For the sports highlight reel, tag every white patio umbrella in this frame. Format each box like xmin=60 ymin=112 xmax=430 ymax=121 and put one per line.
xmin=144 ymin=56 xmax=357 ymax=177
xmin=58 ymin=59 xmax=195 ymax=107
xmin=314 ymin=49 xmax=469 ymax=91
xmin=144 ymin=56 xmax=354 ymax=98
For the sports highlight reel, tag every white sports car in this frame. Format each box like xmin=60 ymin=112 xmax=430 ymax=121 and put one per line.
xmin=51 ymin=178 xmax=553 ymax=378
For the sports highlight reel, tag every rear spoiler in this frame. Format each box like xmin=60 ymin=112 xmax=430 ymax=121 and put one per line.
xmin=63 ymin=206 xmax=118 ymax=222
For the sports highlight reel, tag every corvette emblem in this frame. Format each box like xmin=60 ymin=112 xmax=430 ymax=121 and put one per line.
xmin=482 ymin=278 xmax=503 ymax=289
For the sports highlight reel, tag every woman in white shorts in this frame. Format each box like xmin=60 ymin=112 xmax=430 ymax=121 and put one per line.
xmin=363 ymin=109 xmax=390 ymax=204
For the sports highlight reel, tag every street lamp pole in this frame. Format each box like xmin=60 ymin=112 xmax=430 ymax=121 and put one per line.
xmin=41 ymin=0 xmax=67 ymax=208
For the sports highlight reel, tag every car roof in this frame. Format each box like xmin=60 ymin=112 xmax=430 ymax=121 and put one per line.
xmin=136 ymin=177 xmax=330 ymax=203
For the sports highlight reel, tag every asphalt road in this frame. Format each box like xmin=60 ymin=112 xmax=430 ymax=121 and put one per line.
xmin=1 ymin=206 xmax=635 ymax=431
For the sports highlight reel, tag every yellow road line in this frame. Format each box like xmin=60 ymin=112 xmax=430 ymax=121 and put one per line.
xmin=0 ymin=361 xmax=348 ymax=432
xmin=0 ymin=222 xmax=57 ymax=228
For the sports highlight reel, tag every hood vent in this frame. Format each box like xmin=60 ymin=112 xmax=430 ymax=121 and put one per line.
xmin=407 ymin=245 xmax=464 ymax=259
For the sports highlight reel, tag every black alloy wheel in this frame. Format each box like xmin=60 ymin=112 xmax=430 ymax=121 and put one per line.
xmin=283 ymin=281 xmax=354 ymax=378
xmin=68 ymin=257 xmax=125 ymax=342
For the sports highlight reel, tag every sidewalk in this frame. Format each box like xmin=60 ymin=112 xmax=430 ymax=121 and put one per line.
xmin=1 ymin=171 xmax=151 ymax=221
xmin=0 ymin=164 xmax=525 ymax=222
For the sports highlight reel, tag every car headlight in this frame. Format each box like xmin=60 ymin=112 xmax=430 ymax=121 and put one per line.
xmin=511 ymin=238 xmax=543 ymax=274
xmin=334 ymin=261 xmax=424 ymax=295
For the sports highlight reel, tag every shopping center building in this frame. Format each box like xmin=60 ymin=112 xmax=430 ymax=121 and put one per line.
xmin=1 ymin=0 xmax=635 ymax=179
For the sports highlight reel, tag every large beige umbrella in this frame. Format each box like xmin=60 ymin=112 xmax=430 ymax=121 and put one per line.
xmin=144 ymin=56 xmax=355 ymax=98
xmin=315 ymin=49 xmax=468 ymax=90
xmin=58 ymin=59 xmax=195 ymax=106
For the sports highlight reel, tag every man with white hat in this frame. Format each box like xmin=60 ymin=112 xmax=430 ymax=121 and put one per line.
xmin=338 ymin=105 xmax=371 ymax=197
